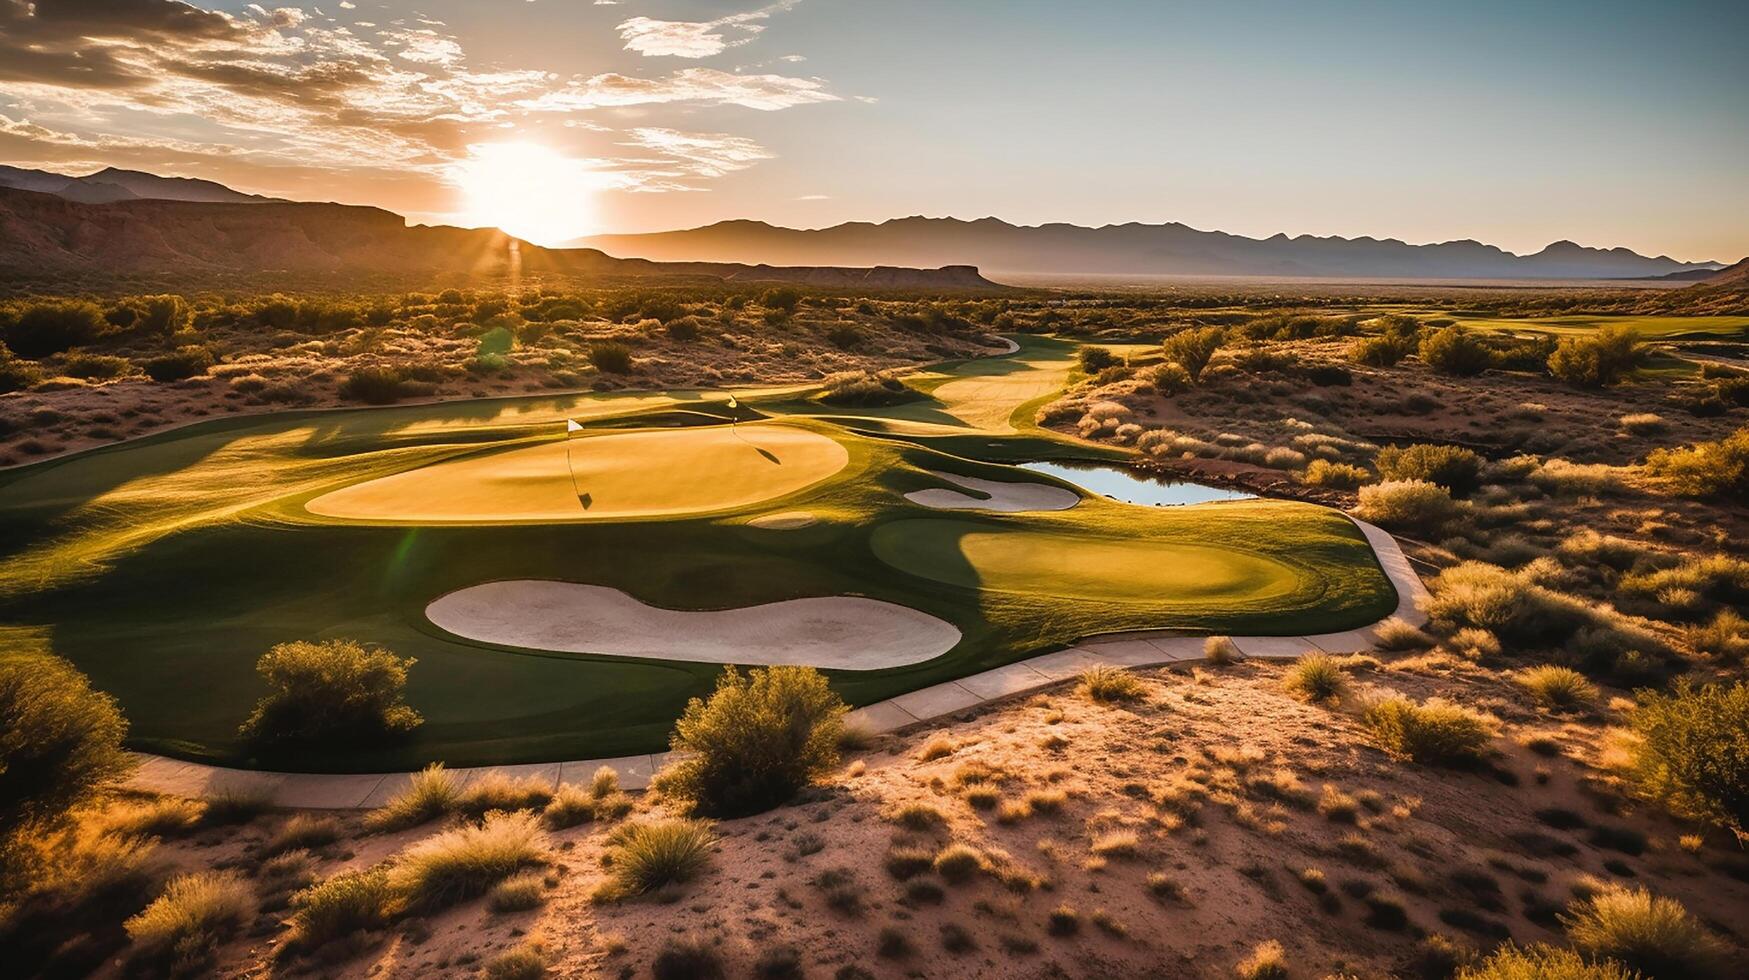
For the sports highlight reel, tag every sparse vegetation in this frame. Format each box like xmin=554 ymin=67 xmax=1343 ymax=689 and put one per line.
xmin=0 ymin=655 xmax=130 ymax=869
xmin=388 ymin=810 xmax=549 ymax=912
xmin=599 ymin=818 xmax=716 ymax=897
xmin=1629 ymin=680 xmax=1749 ymax=837
xmin=124 ymin=871 xmax=253 ymax=973
xmin=1363 ymin=696 xmax=1493 ymax=765
xmin=1563 ymin=886 xmax=1726 ymax=978
xmin=238 ymin=639 xmax=421 ymax=749
xmin=1080 ymin=665 xmax=1148 ymax=703
xmin=1283 ymin=653 xmax=1347 ymax=702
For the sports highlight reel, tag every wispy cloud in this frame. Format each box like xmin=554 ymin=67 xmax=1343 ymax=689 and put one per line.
xmin=616 ymin=1 xmax=801 ymax=59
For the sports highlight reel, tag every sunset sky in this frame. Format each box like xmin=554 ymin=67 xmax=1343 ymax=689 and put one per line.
xmin=1 ymin=0 xmax=1745 ymax=258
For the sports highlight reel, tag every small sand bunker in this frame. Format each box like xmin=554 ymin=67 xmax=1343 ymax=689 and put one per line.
xmin=748 ymin=511 xmax=818 ymax=530
xmin=428 ymin=581 xmax=959 ymax=668
xmin=307 ymin=423 xmax=847 ymax=523
xmin=904 ymin=469 xmax=1080 ymax=513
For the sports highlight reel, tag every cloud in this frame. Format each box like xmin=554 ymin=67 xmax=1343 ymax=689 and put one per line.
xmin=616 ymin=1 xmax=800 ymax=59
xmin=525 ymin=68 xmax=838 ymax=113
xmin=622 ymin=127 xmax=772 ymax=179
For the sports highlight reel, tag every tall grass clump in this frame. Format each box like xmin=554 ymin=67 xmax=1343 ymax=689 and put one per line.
xmin=1283 ymin=653 xmax=1346 ymax=703
xmin=1376 ymin=444 xmax=1483 ymax=496
xmin=238 ymin=640 xmax=421 ymax=750
xmin=1516 ymin=666 xmax=1597 ymax=710
xmin=659 ymin=666 xmax=847 ymax=817
xmin=1161 ymin=326 xmax=1225 ymax=381
xmin=387 ymin=810 xmax=549 ymax=912
xmin=1079 ymin=665 xmax=1147 ymax=703
xmin=1363 ymin=696 xmax=1493 ymax=766
xmin=288 ymin=867 xmax=397 ymax=949
xmin=599 ymin=819 xmax=716 ymax=898
xmin=124 ymin=871 xmax=254 ymax=972
xmin=1457 ymin=943 xmax=1638 ymax=979
xmin=1234 ymin=939 xmax=1289 ymax=980
xmin=1629 ymin=680 xmax=1749 ymax=838
xmin=1562 ymin=886 xmax=1726 ymax=978
xmin=456 ymin=773 xmax=553 ymax=817
xmin=1354 ymin=480 xmax=1458 ymax=533
xmin=365 ymin=763 xmax=459 ymax=831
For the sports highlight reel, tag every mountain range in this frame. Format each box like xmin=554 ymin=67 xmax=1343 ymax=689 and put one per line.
xmin=577 ymin=217 xmax=1726 ymax=281
xmin=0 ymin=187 xmax=992 ymax=289
xmin=0 ymin=165 xmax=276 ymax=206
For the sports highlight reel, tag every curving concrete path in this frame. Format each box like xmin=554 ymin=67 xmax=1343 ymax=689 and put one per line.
xmin=125 ymin=518 xmax=1428 ymax=810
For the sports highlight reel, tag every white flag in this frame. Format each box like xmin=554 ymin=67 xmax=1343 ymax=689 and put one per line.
xmin=726 ymin=394 xmax=739 ymax=409
xmin=565 ymin=419 xmax=582 ymax=433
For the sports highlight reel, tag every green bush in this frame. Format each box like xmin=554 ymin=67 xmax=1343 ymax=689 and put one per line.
xmin=339 ymin=365 xmax=427 ymax=404
xmin=1141 ymin=361 xmax=1192 ymax=394
xmin=1548 ymin=325 xmax=1643 ymax=388
xmin=0 ymin=655 xmax=131 ymax=865
xmin=5 ymin=301 xmax=106 ymax=357
xmin=1354 ymin=479 xmax=1458 ymax=533
xmin=760 ymin=286 xmax=802 ymax=313
xmin=1160 ymin=326 xmax=1225 ymax=380
xmin=1376 ymin=444 xmax=1483 ymax=496
xmin=1419 ymin=325 xmax=1492 ymax=376
xmin=1077 ymin=346 xmax=1118 ymax=372
xmin=1363 ymin=696 xmax=1493 ymax=765
xmin=1563 ymin=886 xmax=1726 ymax=978
xmin=135 ymin=295 xmax=190 ymax=336
xmin=1301 ymin=459 xmax=1371 ymax=489
xmin=1350 ymin=334 xmax=1413 ymax=367
xmin=600 ymin=818 xmax=716 ymax=897
xmin=1630 ymin=680 xmax=1749 ymax=837
xmin=589 ymin=341 xmax=634 ymax=373
xmin=59 ymin=353 xmax=135 ymax=380
xmin=1457 ymin=943 xmax=1638 ymax=979
xmin=1644 ymin=428 xmax=1749 ymax=500
xmin=0 ymin=343 xmax=40 ymax=392
xmin=659 ymin=666 xmax=847 ymax=816
xmin=142 ymin=346 xmax=214 ymax=382
xmin=238 ymin=640 xmax=421 ymax=749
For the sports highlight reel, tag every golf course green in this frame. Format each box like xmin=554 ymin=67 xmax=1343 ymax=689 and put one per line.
xmin=0 ymin=336 xmax=1397 ymax=771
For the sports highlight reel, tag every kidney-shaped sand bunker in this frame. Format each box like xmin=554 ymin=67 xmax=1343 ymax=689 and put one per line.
xmin=427 ymin=581 xmax=962 ymax=669
xmin=307 ymin=423 xmax=849 ymax=523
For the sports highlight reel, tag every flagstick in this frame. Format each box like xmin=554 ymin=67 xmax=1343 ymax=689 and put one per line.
xmin=564 ymin=418 xmax=585 ymax=506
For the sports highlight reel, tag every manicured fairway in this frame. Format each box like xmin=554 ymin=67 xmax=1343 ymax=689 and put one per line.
xmin=1448 ymin=314 xmax=1749 ymax=339
xmin=0 ymin=337 xmax=1399 ymax=770
xmin=307 ymin=422 xmax=849 ymax=523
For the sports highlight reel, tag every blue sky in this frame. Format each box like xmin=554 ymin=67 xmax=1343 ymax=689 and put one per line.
xmin=0 ymin=0 xmax=1743 ymax=257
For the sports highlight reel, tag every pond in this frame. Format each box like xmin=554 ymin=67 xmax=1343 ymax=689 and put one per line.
xmin=1018 ymin=460 xmax=1256 ymax=507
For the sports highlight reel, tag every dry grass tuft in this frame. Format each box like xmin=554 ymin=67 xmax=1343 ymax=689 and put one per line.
xmin=1562 ymin=886 xmax=1727 ymax=978
xmin=389 ymin=810 xmax=549 ymax=912
xmin=599 ymin=818 xmax=716 ymax=899
xmin=1234 ymin=939 xmax=1288 ymax=980
xmin=1079 ymin=665 xmax=1148 ymax=703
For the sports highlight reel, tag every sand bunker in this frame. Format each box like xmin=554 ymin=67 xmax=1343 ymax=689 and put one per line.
xmin=307 ymin=423 xmax=848 ymax=523
xmin=748 ymin=511 xmax=818 ymax=529
xmin=427 ymin=581 xmax=960 ymax=668
xmin=904 ymin=470 xmax=1080 ymax=512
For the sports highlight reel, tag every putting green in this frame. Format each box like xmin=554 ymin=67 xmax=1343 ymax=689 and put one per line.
xmin=872 ymin=518 xmax=1301 ymax=602
xmin=306 ymin=423 xmax=849 ymax=523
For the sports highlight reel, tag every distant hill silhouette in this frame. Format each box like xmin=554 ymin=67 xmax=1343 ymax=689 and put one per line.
xmin=576 ymin=217 xmax=1722 ymax=281
xmin=1698 ymin=257 xmax=1749 ymax=287
xmin=0 ymin=187 xmax=995 ymax=289
xmin=0 ymin=165 xmax=276 ymax=205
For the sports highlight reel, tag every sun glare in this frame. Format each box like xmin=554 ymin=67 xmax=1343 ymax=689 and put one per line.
xmin=455 ymin=142 xmax=602 ymax=246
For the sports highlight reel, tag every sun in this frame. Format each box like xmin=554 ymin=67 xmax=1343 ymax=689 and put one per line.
xmin=454 ymin=142 xmax=603 ymax=246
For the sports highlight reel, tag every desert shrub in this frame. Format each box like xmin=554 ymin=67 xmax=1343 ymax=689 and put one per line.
xmin=1419 ymin=325 xmax=1492 ymax=376
xmin=1548 ymin=326 xmax=1643 ymax=388
xmin=1142 ymin=361 xmax=1193 ymax=394
xmin=1283 ymin=653 xmax=1346 ymax=703
xmin=1644 ymin=428 xmax=1749 ymax=500
xmin=1161 ymin=326 xmax=1225 ymax=380
xmin=1619 ymin=413 xmax=1666 ymax=435
xmin=367 ymin=763 xmax=458 ymax=831
xmin=142 ymin=345 xmax=214 ymax=382
xmin=1457 ymin=943 xmax=1638 ymax=979
xmin=1263 ymin=446 xmax=1308 ymax=469
xmin=238 ymin=640 xmax=421 ymax=749
xmin=135 ymin=295 xmax=190 ymax=335
xmin=123 ymin=870 xmax=253 ymax=971
xmin=660 ymin=666 xmax=847 ymax=817
xmin=818 ymin=369 xmax=918 ymax=406
xmin=1425 ymin=560 xmax=1623 ymax=651
xmin=1687 ymin=609 xmax=1749 ymax=660
xmin=1235 ymin=939 xmax=1288 ymax=980
xmin=5 ymin=300 xmax=106 ymax=357
xmin=100 ymin=798 xmax=205 ymax=840
xmin=0 ymin=343 xmax=40 ymax=392
xmin=931 ymin=842 xmax=986 ymax=883
xmin=542 ymin=782 xmax=599 ymax=829
xmin=60 ymin=352 xmax=134 ymax=380
xmin=1517 ymin=666 xmax=1597 ymax=710
xmin=263 ymin=814 xmax=341 ymax=856
xmin=589 ymin=341 xmax=634 ymax=373
xmin=1302 ymin=459 xmax=1370 ymax=489
xmin=288 ymin=866 xmax=396 ymax=948
xmin=388 ymin=810 xmax=548 ymax=912
xmin=1350 ymin=334 xmax=1413 ymax=367
xmin=485 ymin=943 xmax=549 ymax=980
xmin=1373 ymin=616 xmax=1432 ymax=650
xmin=1629 ymin=680 xmax=1749 ymax=836
xmin=456 ymin=773 xmax=553 ymax=817
xmin=1619 ymin=554 xmax=1749 ymax=605
xmin=487 ymin=872 xmax=546 ymax=913
xmin=1354 ymin=480 xmax=1458 ymax=533
xmin=0 ymin=656 xmax=130 ymax=867
xmin=339 ymin=365 xmax=423 ymax=404
xmin=1563 ymin=886 xmax=1726 ymax=978
xmin=1078 ymin=346 xmax=1118 ymax=372
xmin=761 ymin=286 xmax=802 ymax=313
xmin=1204 ymin=635 xmax=1240 ymax=663
xmin=1079 ymin=665 xmax=1147 ymax=703
xmin=601 ymin=818 xmax=716 ymax=897
xmin=1363 ymin=696 xmax=1493 ymax=765
xmin=0 ymin=832 xmax=165 ymax=975
xmin=653 ymin=937 xmax=726 ymax=980
xmin=1376 ymin=444 xmax=1483 ymax=496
